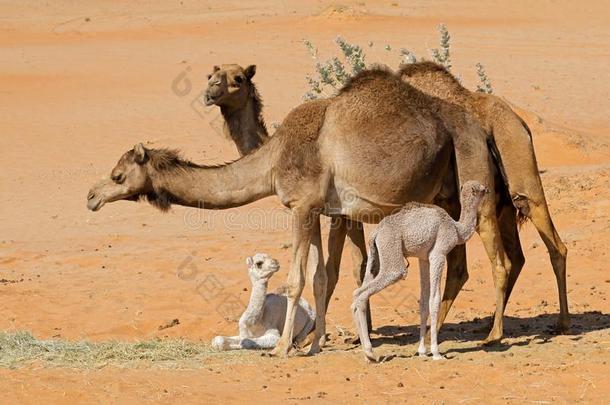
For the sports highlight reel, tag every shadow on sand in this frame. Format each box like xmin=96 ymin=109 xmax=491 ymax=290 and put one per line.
xmin=368 ymin=311 xmax=610 ymax=355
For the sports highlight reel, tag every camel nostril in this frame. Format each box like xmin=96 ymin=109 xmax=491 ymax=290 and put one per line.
xmin=87 ymin=191 xmax=95 ymax=200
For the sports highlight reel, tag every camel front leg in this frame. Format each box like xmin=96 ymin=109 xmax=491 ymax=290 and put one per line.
xmin=418 ymin=259 xmax=431 ymax=357
xmin=241 ymin=330 xmax=281 ymax=350
xmin=211 ymin=335 xmax=242 ymax=351
xmin=270 ymin=207 xmax=316 ymax=357
xmin=435 ymin=194 xmax=468 ymax=332
xmin=428 ymin=253 xmax=446 ymax=360
xmin=308 ymin=216 xmax=328 ymax=355
xmin=346 ymin=220 xmax=372 ymax=330
xmin=499 ymin=203 xmax=526 ymax=308
xmin=324 ymin=216 xmax=348 ymax=311
xmin=477 ymin=204 xmax=513 ymax=345
xmin=453 ymin=130 xmax=512 ymax=344
xmin=325 ymin=217 xmax=372 ymax=341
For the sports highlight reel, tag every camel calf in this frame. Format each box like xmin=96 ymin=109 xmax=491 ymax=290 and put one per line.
xmin=212 ymin=253 xmax=315 ymax=351
xmin=352 ymin=181 xmax=488 ymax=362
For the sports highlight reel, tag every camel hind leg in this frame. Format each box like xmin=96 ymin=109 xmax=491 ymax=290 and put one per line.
xmin=488 ymin=103 xmax=569 ymax=331
xmin=519 ymin=199 xmax=569 ymax=331
xmin=453 ymin=121 xmax=513 ymax=344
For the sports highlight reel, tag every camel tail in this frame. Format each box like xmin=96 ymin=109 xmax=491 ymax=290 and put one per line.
xmin=485 ymin=103 xmax=548 ymax=226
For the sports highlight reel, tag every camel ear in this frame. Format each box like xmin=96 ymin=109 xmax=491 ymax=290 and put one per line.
xmin=133 ymin=143 xmax=148 ymax=164
xmin=213 ymin=65 xmax=220 ymax=72
xmin=244 ymin=65 xmax=256 ymax=80
xmin=246 ymin=257 xmax=253 ymax=268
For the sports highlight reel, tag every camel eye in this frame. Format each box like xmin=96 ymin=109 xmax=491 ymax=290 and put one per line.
xmin=234 ymin=76 xmax=243 ymax=85
xmin=207 ymin=74 xmax=212 ymax=80
xmin=255 ymin=261 xmax=263 ymax=268
xmin=112 ymin=172 xmax=125 ymax=184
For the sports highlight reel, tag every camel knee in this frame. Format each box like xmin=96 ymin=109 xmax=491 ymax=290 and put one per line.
xmin=285 ymin=280 xmax=306 ymax=299
xmin=552 ymin=240 xmax=568 ymax=262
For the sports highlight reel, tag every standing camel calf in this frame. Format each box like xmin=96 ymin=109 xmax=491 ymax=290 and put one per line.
xmin=352 ymin=181 xmax=488 ymax=362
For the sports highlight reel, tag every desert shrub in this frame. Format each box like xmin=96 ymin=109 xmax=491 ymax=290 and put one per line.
xmin=303 ymin=24 xmax=493 ymax=100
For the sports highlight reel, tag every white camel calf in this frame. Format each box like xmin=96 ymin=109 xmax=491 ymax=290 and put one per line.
xmin=212 ymin=253 xmax=315 ymax=351
xmin=352 ymin=180 xmax=488 ymax=361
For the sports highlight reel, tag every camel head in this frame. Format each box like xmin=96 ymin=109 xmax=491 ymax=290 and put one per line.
xmin=204 ymin=64 xmax=256 ymax=109
xmin=459 ymin=180 xmax=489 ymax=206
xmin=246 ymin=253 xmax=280 ymax=282
xmin=87 ymin=143 xmax=156 ymax=212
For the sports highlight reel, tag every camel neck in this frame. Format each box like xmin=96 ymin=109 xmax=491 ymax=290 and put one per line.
xmin=149 ymin=143 xmax=275 ymax=210
xmin=241 ymin=279 xmax=268 ymax=326
xmin=455 ymin=196 xmax=479 ymax=243
xmin=221 ymin=90 xmax=268 ymax=156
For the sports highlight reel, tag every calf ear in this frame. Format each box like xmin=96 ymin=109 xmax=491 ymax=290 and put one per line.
xmin=246 ymin=257 xmax=253 ymax=267
xmin=244 ymin=65 xmax=256 ymax=80
xmin=133 ymin=143 xmax=148 ymax=164
xmin=213 ymin=65 xmax=220 ymax=72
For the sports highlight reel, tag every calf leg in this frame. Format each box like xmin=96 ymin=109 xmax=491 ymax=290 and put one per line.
xmin=352 ymin=238 xmax=406 ymax=362
xmin=241 ymin=330 xmax=281 ymax=350
xmin=428 ymin=253 xmax=446 ymax=360
xmin=418 ymin=258 xmax=430 ymax=357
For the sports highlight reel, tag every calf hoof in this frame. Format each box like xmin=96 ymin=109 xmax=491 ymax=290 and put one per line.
xmin=364 ymin=350 xmax=379 ymax=363
xmin=432 ymin=353 xmax=445 ymax=361
xmin=211 ymin=336 xmax=226 ymax=351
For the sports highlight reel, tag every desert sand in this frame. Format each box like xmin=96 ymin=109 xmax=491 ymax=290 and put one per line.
xmin=1 ymin=0 xmax=609 ymax=403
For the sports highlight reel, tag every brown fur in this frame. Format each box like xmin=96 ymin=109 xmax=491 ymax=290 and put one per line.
xmin=400 ymin=61 xmax=569 ymax=338
xmin=88 ymin=64 xmax=566 ymax=356
xmin=204 ymin=64 xmax=269 ymax=156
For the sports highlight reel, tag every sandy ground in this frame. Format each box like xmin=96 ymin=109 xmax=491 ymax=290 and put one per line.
xmin=1 ymin=0 xmax=609 ymax=403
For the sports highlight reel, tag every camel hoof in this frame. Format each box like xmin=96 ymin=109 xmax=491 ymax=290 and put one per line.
xmin=344 ymin=335 xmax=361 ymax=345
xmin=211 ymin=336 xmax=226 ymax=351
xmin=432 ymin=354 xmax=445 ymax=361
xmin=482 ymin=335 xmax=502 ymax=346
xmin=268 ymin=345 xmax=290 ymax=358
xmin=556 ymin=318 xmax=571 ymax=334
xmin=364 ymin=351 xmax=379 ymax=363
xmin=417 ymin=351 xmax=427 ymax=358
xmin=307 ymin=343 xmax=322 ymax=356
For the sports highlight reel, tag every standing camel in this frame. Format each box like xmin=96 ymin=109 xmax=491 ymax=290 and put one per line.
xmin=399 ymin=62 xmax=569 ymax=339
xmin=87 ymin=67 xmax=522 ymax=357
xmin=353 ymin=181 xmax=488 ymax=362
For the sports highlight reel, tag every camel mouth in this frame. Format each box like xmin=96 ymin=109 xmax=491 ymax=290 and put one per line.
xmin=203 ymin=92 xmax=220 ymax=106
xmin=87 ymin=197 xmax=105 ymax=212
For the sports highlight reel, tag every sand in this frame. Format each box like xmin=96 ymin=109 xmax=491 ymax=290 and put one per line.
xmin=1 ymin=0 xmax=609 ymax=403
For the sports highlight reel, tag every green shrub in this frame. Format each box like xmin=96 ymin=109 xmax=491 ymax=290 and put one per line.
xmin=303 ymin=24 xmax=493 ymax=100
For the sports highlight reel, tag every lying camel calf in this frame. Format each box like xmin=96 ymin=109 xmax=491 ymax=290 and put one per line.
xmin=352 ymin=181 xmax=488 ymax=361
xmin=212 ymin=253 xmax=315 ymax=351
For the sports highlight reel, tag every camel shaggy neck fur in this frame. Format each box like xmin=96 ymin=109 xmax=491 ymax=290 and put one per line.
xmin=204 ymin=64 xmax=268 ymax=155
xmin=212 ymin=253 xmax=314 ymax=350
xmin=353 ymin=181 xmax=488 ymax=362
xmin=87 ymin=65 xmax=562 ymax=357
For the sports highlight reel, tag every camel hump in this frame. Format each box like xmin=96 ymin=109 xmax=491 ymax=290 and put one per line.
xmin=338 ymin=65 xmax=397 ymax=95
